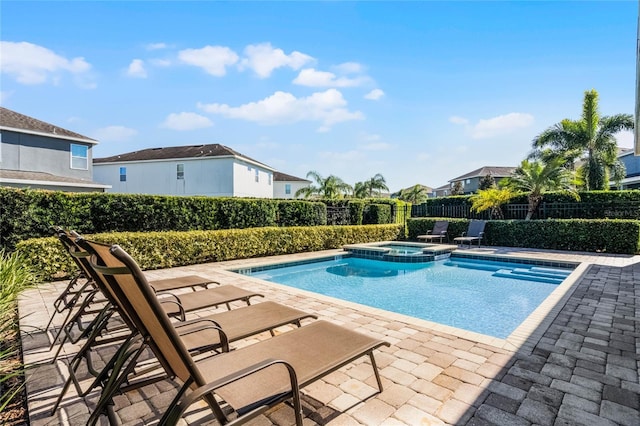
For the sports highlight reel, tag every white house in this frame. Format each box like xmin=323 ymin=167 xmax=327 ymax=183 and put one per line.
xmin=0 ymin=107 xmax=110 ymax=192
xmin=93 ymin=144 xmax=276 ymax=197
xmin=273 ymin=171 xmax=311 ymax=199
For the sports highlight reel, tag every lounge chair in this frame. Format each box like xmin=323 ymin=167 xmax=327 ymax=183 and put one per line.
xmin=88 ymin=243 xmax=390 ymax=425
xmin=453 ymin=220 xmax=486 ymax=248
xmin=417 ymin=220 xmax=449 ymax=244
xmin=50 ymin=239 xmax=316 ymax=417
xmin=47 ymin=230 xmax=217 ymax=351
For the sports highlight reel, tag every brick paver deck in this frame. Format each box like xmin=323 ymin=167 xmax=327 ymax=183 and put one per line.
xmin=18 ymin=246 xmax=640 ymax=425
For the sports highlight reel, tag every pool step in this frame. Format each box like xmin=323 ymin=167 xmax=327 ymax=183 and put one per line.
xmin=493 ymin=269 xmax=564 ymax=284
xmin=444 ymin=260 xmax=502 ymax=272
xmin=512 ymin=268 xmax=571 ymax=279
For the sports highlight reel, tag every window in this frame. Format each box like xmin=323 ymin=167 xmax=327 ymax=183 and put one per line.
xmin=285 ymin=184 xmax=291 ymax=195
xmin=255 ymin=169 xmax=259 ymax=182
xmin=70 ymin=144 xmax=88 ymax=170
xmin=119 ymin=167 xmax=126 ymax=182
xmin=177 ymin=163 xmax=184 ymax=180
xmin=466 ymin=179 xmax=471 ymax=184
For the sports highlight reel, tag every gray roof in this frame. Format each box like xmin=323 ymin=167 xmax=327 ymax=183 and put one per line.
xmin=450 ymin=166 xmax=516 ymax=182
xmin=273 ymin=171 xmax=310 ymax=182
xmin=0 ymin=107 xmax=96 ymax=143
xmin=94 ymin=143 xmax=273 ymax=170
xmin=0 ymin=169 xmax=109 ymax=188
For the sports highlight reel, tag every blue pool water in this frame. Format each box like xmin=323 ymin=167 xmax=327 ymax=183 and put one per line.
xmin=248 ymin=257 xmax=573 ymax=338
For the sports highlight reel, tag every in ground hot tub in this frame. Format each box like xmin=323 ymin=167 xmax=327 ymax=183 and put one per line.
xmin=343 ymin=241 xmax=455 ymax=263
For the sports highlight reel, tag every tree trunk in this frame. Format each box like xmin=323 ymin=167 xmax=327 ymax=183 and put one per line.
xmin=526 ymin=195 xmax=542 ymax=220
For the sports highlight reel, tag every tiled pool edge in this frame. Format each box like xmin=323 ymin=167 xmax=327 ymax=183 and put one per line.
xmin=224 ymin=249 xmax=589 ymax=352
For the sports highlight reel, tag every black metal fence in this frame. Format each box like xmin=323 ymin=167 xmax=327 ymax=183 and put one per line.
xmin=412 ymin=201 xmax=640 ymax=220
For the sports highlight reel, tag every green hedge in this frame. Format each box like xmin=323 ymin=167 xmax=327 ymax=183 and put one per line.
xmin=0 ymin=188 xmax=328 ymax=250
xmin=407 ymin=217 xmax=640 ymax=254
xmin=363 ymin=204 xmax=391 ymax=225
xmin=17 ymin=224 xmax=403 ymax=281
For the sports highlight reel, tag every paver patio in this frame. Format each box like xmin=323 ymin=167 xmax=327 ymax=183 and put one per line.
xmin=18 ymin=246 xmax=640 ymax=425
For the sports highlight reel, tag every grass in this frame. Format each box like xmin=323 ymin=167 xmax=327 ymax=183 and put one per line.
xmin=0 ymin=249 xmax=41 ymax=420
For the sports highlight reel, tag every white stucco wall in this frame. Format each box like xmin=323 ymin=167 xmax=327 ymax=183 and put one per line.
xmin=273 ymin=181 xmax=310 ymax=199
xmin=94 ymin=157 xmax=275 ymax=197
xmin=232 ymin=162 xmax=273 ymax=198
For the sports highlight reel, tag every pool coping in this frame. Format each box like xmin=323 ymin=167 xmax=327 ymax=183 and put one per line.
xmin=225 ymin=248 xmax=590 ymax=352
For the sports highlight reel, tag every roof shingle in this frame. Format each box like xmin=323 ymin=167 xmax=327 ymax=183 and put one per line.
xmin=0 ymin=107 xmax=96 ymax=142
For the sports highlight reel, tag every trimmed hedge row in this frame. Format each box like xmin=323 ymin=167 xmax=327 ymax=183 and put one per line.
xmin=17 ymin=224 xmax=403 ymax=281
xmin=1 ymin=188 xmax=409 ymax=250
xmin=407 ymin=217 xmax=640 ymax=254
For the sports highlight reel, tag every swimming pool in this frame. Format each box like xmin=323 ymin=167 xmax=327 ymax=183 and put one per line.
xmin=246 ymin=256 xmax=574 ymax=338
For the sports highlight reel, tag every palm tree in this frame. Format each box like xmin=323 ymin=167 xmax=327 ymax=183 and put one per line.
xmin=470 ymin=187 xmax=515 ymax=220
xmin=295 ymin=171 xmax=353 ymax=199
xmin=353 ymin=182 xmax=369 ymax=198
xmin=398 ymin=185 xmax=429 ymax=204
xmin=531 ymin=89 xmax=633 ymax=190
xmin=506 ymin=158 xmax=580 ymax=220
xmin=362 ymin=173 xmax=389 ymax=197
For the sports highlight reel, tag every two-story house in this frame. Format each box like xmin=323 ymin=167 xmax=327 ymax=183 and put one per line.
xmin=612 ymin=148 xmax=640 ymax=189
xmin=446 ymin=166 xmax=516 ymax=195
xmin=273 ymin=171 xmax=311 ymax=199
xmin=93 ymin=143 xmax=280 ymax=197
xmin=0 ymin=107 xmax=109 ymax=192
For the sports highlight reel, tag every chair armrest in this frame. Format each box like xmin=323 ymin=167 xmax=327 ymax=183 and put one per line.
xmin=164 ymin=359 xmax=300 ymax=425
xmin=175 ymin=320 xmax=230 ymax=353
xmin=461 ymin=231 xmax=467 ymax=237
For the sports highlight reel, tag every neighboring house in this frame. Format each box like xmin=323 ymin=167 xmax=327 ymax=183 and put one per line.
xmin=447 ymin=166 xmax=516 ymax=195
xmin=432 ymin=183 xmax=451 ymax=198
xmin=0 ymin=107 xmax=109 ymax=192
xmin=93 ymin=143 xmax=276 ymax=198
xmin=612 ymin=148 xmax=640 ymax=189
xmin=273 ymin=171 xmax=311 ymax=199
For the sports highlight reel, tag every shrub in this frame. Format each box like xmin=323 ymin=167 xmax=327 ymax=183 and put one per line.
xmin=277 ymin=201 xmax=327 ymax=227
xmin=407 ymin=217 xmax=640 ymax=254
xmin=363 ymin=204 xmax=391 ymax=224
xmin=17 ymin=224 xmax=403 ymax=281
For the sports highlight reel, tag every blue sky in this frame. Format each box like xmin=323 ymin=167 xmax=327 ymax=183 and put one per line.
xmin=1 ymin=1 xmax=636 ymax=192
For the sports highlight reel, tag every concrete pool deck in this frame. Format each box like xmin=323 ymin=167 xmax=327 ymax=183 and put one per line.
xmin=18 ymin=246 xmax=640 ymax=425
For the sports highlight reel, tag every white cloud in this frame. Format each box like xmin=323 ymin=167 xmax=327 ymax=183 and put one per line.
xmin=149 ymin=58 xmax=172 ymax=67
xmin=0 ymin=41 xmax=92 ymax=85
xmin=333 ymin=62 xmax=364 ymax=74
xmin=360 ymin=142 xmax=392 ymax=151
xmin=319 ymin=150 xmax=363 ymax=162
xmin=93 ymin=126 xmax=138 ymax=142
xmin=178 ymin=46 xmax=239 ymax=76
xmin=146 ymin=42 xmax=168 ymax=50
xmin=198 ymin=88 xmax=363 ymax=131
xmin=239 ymin=43 xmax=314 ymax=78
xmin=450 ymin=113 xmax=534 ymax=139
xmin=293 ymin=68 xmax=368 ymax=88
xmin=449 ymin=116 xmax=469 ymax=125
xmin=364 ymin=89 xmax=384 ymax=100
xmin=161 ymin=112 xmax=213 ymax=130
xmin=126 ymin=59 xmax=147 ymax=78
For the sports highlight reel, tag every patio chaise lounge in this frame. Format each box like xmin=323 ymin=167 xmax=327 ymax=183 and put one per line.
xmin=453 ymin=220 xmax=486 ymax=248
xmin=50 ymin=238 xmax=317 ymax=417
xmin=417 ymin=220 xmax=449 ymax=244
xmin=88 ymin=243 xmax=390 ymax=425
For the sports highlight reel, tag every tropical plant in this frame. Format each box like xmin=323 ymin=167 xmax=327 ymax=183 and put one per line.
xmin=478 ymin=174 xmax=496 ymax=190
xmin=362 ymin=173 xmax=389 ymax=197
xmin=470 ymin=187 xmax=515 ymax=219
xmin=506 ymin=158 xmax=580 ymax=220
xmin=398 ymin=185 xmax=429 ymax=204
xmin=295 ymin=171 xmax=353 ymax=199
xmin=531 ymin=89 xmax=634 ymax=190
xmin=0 ymin=249 xmax=41 ymax=414
xmin=353 ymin=182 xmax=369 ymax=199
xmin=450 ymin=181 xmax=464 ymax=195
